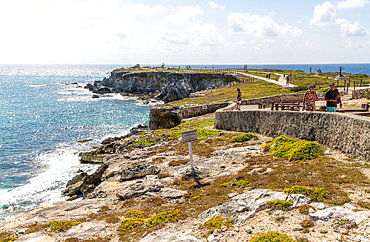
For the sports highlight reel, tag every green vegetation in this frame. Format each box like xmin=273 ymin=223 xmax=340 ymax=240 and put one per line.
xmin=26 ymin=221 xmax=81 ymax=234
xmin=299 ymin=205 xmax=315 ymax=215
xmin=250 ymin=231 xmax=295 ymax=242
xmin=145 ymin=209 xmax=183 ymax=227
xmin=266 ymin=200 xmax=293 ymax=210
xmin=129 ymin=138 xmax=155 ymax=147
xmin=220 ymin=181 xmax=233 ymax=188
xmin=125 ymin=210 xmax=144 ymax=218
xmin=230 ymin=133 xmax=257 ymax=143
xmin=284 ymin=185 xmax=327 ymax=201
xmin=118 ymin=218 xmax=145 ymax=232
xmin=200 ymin=215 xmax=234 ymax=234
xmin=262 ymin=135 xmax=323 ymax=161
xmin=0 ymin=238 xmax=16 ymax=242
xmin=47 ymin=221 xmax=82 ymax=231
xmin=300 ymin=219 xmax=315 ymax=228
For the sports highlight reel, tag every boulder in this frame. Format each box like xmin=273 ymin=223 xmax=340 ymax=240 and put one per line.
xmin=63 ymin=222 xmax=106 ymax=239
xmin=287 ymin=194 xmax=311 ymax=208
xmin=310 ymin=205 xmax=370 ymax=223
xmin=116 ymin=176 xmax=163 ymax=200
xmin=121 ymin=163 xmax=160 ymax=181
xmin=15 ymin=233 xmax=55 ymax=242
xmin=199 ymin=189 xmax=297 ymax=223
xmin=160 ymin=187 xmax=187 ymax=199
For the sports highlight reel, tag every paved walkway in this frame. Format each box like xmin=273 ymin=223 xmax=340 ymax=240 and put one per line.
xmin=235 ymin=71 xmax=296 ymax=88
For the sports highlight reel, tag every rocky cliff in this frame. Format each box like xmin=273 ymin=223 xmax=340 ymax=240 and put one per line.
xmin=85 ymin=71 xmax=242 ymax=103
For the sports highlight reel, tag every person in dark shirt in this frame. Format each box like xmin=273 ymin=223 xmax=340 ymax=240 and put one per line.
xmin=324 ymin=82 xmax=342 ymax=112
xmin=236 ymin=88 xmax=241 ymax=110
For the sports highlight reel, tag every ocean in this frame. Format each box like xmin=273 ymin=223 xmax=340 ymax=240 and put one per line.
xmin=1 ymin=63 xmax=369 ymax=221
xmin=0 ymin=65 xmax=153 ymax=221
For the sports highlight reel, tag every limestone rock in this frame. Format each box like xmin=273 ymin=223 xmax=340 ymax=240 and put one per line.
xmin=160 ymin=187 xmax=187 ymax=199
xmin=14 ymin=232 xmax=55 ymax=242
xmin=287 ymin=194 xmax=311 ymax=208
xmin=311 ymin=202 xmax=326 ymax=210
xmin=199 ymin=189 xmax=291 ymax=223
xmin=121 ymin=163 xmax=160 ymax=181
xmin=140 ymin=229 xmax=197 ymax=242
xmin=292 ymin=225 xmax=303 ymax=231
xmin=310 ymin=206 xmax=370 ymax=223
xmin=116 ymin=176 xmax=163 ymax=200
xmin=63 ymin=222 xmax=106 ymax=239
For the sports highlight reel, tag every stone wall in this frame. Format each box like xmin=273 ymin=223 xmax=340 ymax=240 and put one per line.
xmin=215 ymin=110 xmax=370 ymax=160
xmin=149 ymin=102 xmax=230 ymax=129
xmin=352 ymin=88 xmax=370 ymax=99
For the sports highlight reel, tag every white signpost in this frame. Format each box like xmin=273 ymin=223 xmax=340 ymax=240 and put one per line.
xmin=181 ymin=129 xmax=198 ymax=173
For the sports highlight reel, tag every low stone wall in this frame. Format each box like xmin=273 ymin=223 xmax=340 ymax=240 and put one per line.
xmin=149 ymin=102 xmax=230 ymax=129
xmin=352 ymin=88 xmax=370 ymax=99
xmin=181 ymin=102 xmax=229 ymax=119
xmin=215 ymin=110 xmax=370 ymax=160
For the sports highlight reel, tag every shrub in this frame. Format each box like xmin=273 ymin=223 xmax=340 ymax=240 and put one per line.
xmin=230 ymin=133 xmax=257 ymax=143
xmin=145 ymin=209 xmax=182 ymax=227
xmin=235 ymin=180 xmax=251 ymax=187
xmin=250 ymin=231 xmax=295 ymax=242
xmin=299 ymin=205 xmax=315 ymax=215
xmin=0 ymin=238 xmax=16 ymax=242
xmin=263 ymin=135 xmax=323 ymax=161
xmin=284 ymin=185 xmax=327 ymax=201
xmin=290 ymin=85 xmax=308 ymax=93
xmin=125 ymin=210 xmax=144 ymax=218
xmin=266 ymin=200 xmax=293 ymax=210
xmin=300 ymin=219 xmax=315 ymax=228
xmin=118 ymin=218 xmax=145 ymax=232
xmin=201 ymin=215 xmax=234 ymax=234
xmin=47 ymin=221 xmax=81 ymax=232
xmin=220 ymin=181 xmax=233 ymax=188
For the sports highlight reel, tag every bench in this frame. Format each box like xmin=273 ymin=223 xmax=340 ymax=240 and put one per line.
xmin=273 ymin=102 xmax=302 ymax=111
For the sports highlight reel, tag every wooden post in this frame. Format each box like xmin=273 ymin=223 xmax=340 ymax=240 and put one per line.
xmin=344 ymin=80 xmax=346 ymax=91
xmin=354 ymin=81 xmax=355 ymax=91
xmin=337 ymin=80 xmax=339 ymax=88
xmin=271 ymin=102 xmax=274 ymax=110
xmin=360 ymin=79 xmax=363 ymax=87
xmin=347 ymin=83 xmax=350 ymax=93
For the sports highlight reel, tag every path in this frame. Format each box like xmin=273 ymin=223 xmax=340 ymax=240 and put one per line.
xmin=235 ymin=71 xmax=296 ymax=88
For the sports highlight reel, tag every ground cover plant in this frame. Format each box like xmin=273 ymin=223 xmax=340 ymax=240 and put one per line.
xmin=250 ymin=231 xmax=295 ymax=242
xmin=262 ymin=135 xmax=323 ymax=161
xmin=199 ymin=215 xmax=234 ymax=234
xmin=266 ymin=200 xmax=293 ymax=210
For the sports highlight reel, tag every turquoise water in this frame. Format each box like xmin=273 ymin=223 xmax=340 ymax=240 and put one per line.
xmin=0 ymin=65 xmax=152 ymax=220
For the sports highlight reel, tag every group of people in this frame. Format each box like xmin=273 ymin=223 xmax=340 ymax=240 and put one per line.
xmin=235 ymin=82 xmax=343 ymax=112
xmin=303 ymin=82 xmax=342 ymax=112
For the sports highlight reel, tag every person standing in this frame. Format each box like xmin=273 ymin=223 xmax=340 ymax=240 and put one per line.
xmin=236 ymin=88 xmax=241 ymax=110
xmin=325 ymin=82 xmax=342 ymax=112
xmin=303 ymin=84 xmax=321 ymax=111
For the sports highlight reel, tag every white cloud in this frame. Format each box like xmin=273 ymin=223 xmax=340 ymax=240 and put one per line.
xmin=208 ymin=1 xmax=225 ymax=9
xmin=122 ymin=3 xmax=167 ymax=16
xmin=164 ymin=6 xmax=204 ymax=26
xmin=336 ymin=0 xmax=369 ymax=9
xmin=227 ymin=12 xmax=302 ymax=37
xmin=156 ymin=6 xmax=224 ymax=47
xmin=263 ymin=39 xmax=275 ymax=43
xmin=340 ymin=21 xmax=369 ymax=37
xmin=310 ymin=1 xmax=336 ymax=26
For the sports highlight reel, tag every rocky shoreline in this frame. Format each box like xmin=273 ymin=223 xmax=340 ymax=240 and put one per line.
xmin=2 ymin=115 xmax=370 ymax=242
xmin=85 ymin=71 xmax=242 ymax=103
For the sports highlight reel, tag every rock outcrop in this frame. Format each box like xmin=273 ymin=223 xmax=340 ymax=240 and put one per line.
xmin=85 ymin=71 xmax=242 ymax=103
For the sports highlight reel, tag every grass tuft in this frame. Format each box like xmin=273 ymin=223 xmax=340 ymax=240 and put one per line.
xmin=250 ymin=231 xmax=295 ymax=242
xmin=200 ymin=215 xmax=234 ymax=234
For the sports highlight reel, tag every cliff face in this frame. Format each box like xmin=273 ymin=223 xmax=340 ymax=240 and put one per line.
xmin=85 ymin=71 xmax=242 ymax=103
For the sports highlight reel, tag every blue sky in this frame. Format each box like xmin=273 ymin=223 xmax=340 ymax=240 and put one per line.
xmin=0 ymin=0 xmax=369 ymax=64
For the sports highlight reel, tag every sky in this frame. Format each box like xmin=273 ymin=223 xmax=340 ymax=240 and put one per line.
xmin=0 ymin=0 xmax=369 ymax=65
